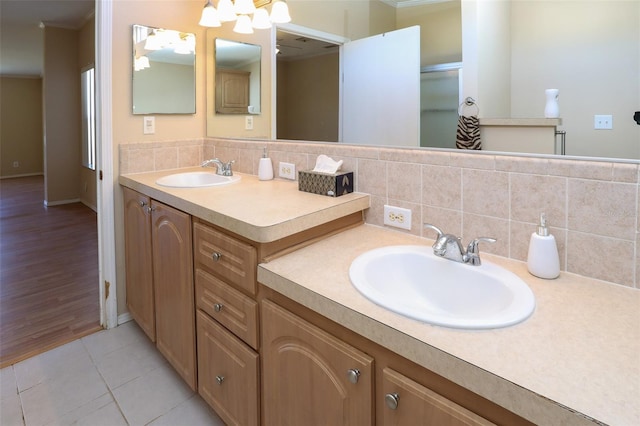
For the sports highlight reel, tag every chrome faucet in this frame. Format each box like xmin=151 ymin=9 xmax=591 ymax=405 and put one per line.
xmin=424 ymin=223 xmax=496 ymax=266
xmin=202 ymin=158 xmax=235 ymax=176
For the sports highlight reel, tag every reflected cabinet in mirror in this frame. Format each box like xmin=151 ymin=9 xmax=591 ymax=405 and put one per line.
xmin=214 ymin=38 xmax=261 ymax=114
xmin=132 ymin=24 xmax=196 ymax=114
xmin=206 ymin=0 xmax=639 ymax=161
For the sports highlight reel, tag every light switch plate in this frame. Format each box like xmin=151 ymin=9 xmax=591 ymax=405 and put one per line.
xmin=143 ymin=116 xmax=155 ymax=134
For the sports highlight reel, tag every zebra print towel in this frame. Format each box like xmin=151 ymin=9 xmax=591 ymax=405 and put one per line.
xmin=456 ymin=115 xmax=481 ymax=150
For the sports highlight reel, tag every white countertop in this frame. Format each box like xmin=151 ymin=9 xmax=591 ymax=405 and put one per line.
xmin=119 ymin=168 xmax=370 ymax=243
xmin=258 ymin=225 xmax=640 ymax=426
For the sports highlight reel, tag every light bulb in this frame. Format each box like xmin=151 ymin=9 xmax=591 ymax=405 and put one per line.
xmin=199 ymin=0 xmax=221 ymax=27
xmin=233 ymin=14 xmax=254 ymax=34
xmin=270 ymin=1 xmax=291 ymax=24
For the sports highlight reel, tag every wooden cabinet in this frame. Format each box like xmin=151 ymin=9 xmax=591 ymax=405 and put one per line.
xmin=123 ymin=188 xmax=155 ymax=341
xmin=261 ymin=299 xmax=374 ymax=425
xmin=215 ymin=69 xmax=250 ymax=114
xmin=197 ymin=310 xmax=259 ymax=426
xmin=122 ymin=188 xmax=196 ymax=391
xmin=194 ymin=220 xmax=260 ymax=424
xmin=151 ymin=200 xmax=196 ymax=390
xmin=381 ymin=368 xmax=493 ymax=426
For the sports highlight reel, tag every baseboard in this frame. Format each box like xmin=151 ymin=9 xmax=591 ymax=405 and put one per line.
xmin=44 ymin=198 xmax=81 ymax=207
xmin=0 ymin=172 xmax=44 ymax=180
xmin=81 ymin=200 xmax=98 ymax=212
xmin=118 ymin=312 xmax=133 ymax=325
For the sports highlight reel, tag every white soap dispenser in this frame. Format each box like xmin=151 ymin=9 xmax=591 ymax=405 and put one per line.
xmin=527 ymin=213 xmax=560 ymax=279
xmin=258 ymin=147 xmax=274 ymax=181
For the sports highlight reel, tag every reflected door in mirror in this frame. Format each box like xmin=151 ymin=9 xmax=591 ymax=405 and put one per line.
xmin=216 ymin=70 xmax=250 ymax=114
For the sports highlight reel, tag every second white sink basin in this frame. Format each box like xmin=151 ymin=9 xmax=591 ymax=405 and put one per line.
xmin=349 ymin=245 xmax=535 ymax=330
xmin=156 ymin=172 xmax=241 ymax=188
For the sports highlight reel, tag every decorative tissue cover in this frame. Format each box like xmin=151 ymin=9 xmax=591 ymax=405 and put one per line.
xmin=298 ymin=170 xmax=354 ymax=197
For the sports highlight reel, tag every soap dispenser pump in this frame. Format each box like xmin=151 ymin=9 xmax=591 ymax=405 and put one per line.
xmin=527 ymin=213 xmax=560 ymax=279
xmin=258 ymin=147 xmax=273 ymax=181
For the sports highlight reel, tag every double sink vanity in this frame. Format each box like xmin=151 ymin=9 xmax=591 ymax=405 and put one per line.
xmin=119 ymin=167 xmax=639 ymax=426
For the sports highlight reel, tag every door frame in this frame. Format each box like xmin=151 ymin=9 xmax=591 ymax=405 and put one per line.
xmin=96 ymin=0 xmax=118 ymax=329
xmin=272 ymin=23 xmax=349 ymax=141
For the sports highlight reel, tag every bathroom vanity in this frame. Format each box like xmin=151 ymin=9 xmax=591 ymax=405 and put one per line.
xmin=120 ymin=168 xmax=639 ymax=426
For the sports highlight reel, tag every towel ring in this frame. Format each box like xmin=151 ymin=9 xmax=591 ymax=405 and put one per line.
xmin=458 ymin=97 xmax=480 ymax=117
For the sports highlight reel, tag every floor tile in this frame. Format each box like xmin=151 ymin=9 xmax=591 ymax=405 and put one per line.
xmin=19 ymin=363 xmax=108 ymax=426
xmin=0 ymin=390 xmax=24 ymax=425
xmin=148 ymin=394 xmax=225 ymax=426
xmin=82 ymin=321 xmax=148 ymax=363
xmin=112 ymin=363 xmax=194 ymax=425
xmin=0 ymin=366 xmax=18 ymax=400
xmin=52 ymin=394 xmax=125 ymax=426
xmin=13 ymin=340 xmax=93 ymax=392
xmin=94 ymin=333 xmax=167 ymax=390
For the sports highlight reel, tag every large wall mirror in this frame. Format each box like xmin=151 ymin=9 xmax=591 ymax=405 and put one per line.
xmin=206 ymin=0 xmax=639 ymax=161
xmin=214 ymin=38 xmax=261 ymax=114
xmin=132 ymin=24 xmax=196 ymax=114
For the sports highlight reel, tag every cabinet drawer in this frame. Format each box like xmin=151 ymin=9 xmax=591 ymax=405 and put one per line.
xmin=194 ymin=222 xmax=257 ymax=295
xmin=381 ymin=367 xmax=494 ymax=426
xmin=196 ymin=268 xmax=258 ymax=350
xmin=197 ymin=310 xmax=259 ymax=426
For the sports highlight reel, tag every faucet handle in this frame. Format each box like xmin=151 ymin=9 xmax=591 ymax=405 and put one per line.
xmin=424 ymin=223 xmax=444 ymax=239
xmin=465 ymin=237 xmax=497 ymax=266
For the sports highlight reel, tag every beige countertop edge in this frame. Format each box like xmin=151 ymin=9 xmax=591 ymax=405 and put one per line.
xmin=257 ymin=224 xmax=640 ymax=426
xmin=119 ymin=170 xmax=370 ymax=243
xmin=479 ymin=118 xmax=562 ymax=127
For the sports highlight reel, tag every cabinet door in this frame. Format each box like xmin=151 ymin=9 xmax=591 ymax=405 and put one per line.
xmin=197 ymin=310 xmax=259 ymax=426
xmin=123 ymin=187 xmax=155 ymax=341
xmin=381 ymin=368 xmax=494 ymax=426
xmin=152 ymin=200 xmax=196 ymax=390
xmin=215 ymin=70 xmax=250 ymax=114
xmin=262 ymin=300 xmax=374 ymax=425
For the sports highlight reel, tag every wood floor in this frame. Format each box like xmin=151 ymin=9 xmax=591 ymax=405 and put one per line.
xmin=0 ymin=176 xmax=101 ymax=368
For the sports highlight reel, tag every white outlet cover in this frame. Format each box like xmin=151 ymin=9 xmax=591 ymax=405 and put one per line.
xmin=383 ymin=205 xmax=412 ymax=230
xmin=278 ymin=162 xmax=296 ymax=180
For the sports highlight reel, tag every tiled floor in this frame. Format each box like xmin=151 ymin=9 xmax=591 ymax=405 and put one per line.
xmin=0 ymin=321 xmax=225 ymax=426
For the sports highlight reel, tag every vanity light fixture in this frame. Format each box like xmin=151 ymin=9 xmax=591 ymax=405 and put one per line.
xmin=199 ymin=0 xmax=291 ymax=33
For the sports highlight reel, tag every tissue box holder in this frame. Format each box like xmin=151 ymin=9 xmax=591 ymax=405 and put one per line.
xmin=298 ymin=170 xmax=354 ymax=197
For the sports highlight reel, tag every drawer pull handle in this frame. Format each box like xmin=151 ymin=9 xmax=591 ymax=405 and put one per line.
xmin=346 ymin=369 xmax=360 ymax=384
xmin=212 ymin=252 xmax=222 ymax=261
xmin=214 ymin=303 xmax=223 ymax=312
xmin=216 ymin=375 xmax=225 ymax=385
xmin=385 ymin=393 xmax=399 ymax=410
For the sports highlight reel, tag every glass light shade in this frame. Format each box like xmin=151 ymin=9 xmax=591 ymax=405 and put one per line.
xmin=233 ymin=14 xmax=254 ymax=34
xmin=199 ymin=1 xmax=221 ymax=27
xmin=217 ymin=0 xmax=237 ymax=22
xmin=234 ymin=0 xmax=256 ymax=15
xmin=134 ymin=56 xmax=150 ymax=71
xmin=251 ymin=8 xmax=271 ymax=29
xmin=143 ymin=32 xmax=163 ymax=50
xmin=270 ymin=1 xmax=291 ymax=24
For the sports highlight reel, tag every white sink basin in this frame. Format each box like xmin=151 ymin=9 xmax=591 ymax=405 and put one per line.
xmin=156 ymin=172 xmax=241 ymax=188
xmin=349 ymin=245 xmax=535 ymax=330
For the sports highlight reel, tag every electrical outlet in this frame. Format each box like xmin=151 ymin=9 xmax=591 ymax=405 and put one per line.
xmin=383 ymin=205 xmax=412 ymax=230
xmin=594 ymin=114 xmax=613 ymax=130
xmin=279 ymin=162 xmax=296 ymax=180
xmin=143 ymin=116 xmax=155 ymax=134
xmin=245 ymin=116 xmax=254 ymax=130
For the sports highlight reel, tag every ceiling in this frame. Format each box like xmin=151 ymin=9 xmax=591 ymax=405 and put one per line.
xmin=0 ymin=0 xmax=94 ymax=76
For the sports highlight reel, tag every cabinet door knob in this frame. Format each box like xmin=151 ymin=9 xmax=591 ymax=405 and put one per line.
xmin=139 ymin=200 xmax=147 ymax=207
xmin=346 ymin=369 xmax=361 ymax=384
xmin=146 ymin=206 xmax=155 ymax=213
xmin=212 ymin=252 xmax=222 ymax=261
xmin=214 ymin=303 xmax=223 ymax=312
xmin=216 ymin=375 xmax=225 ymax=385
xmin=385 ymin=393 xmax=399 ymax=410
